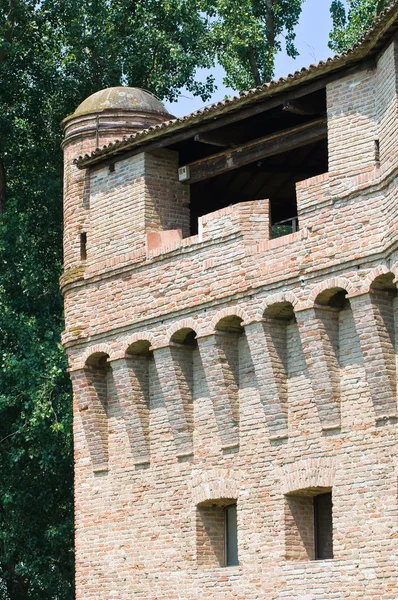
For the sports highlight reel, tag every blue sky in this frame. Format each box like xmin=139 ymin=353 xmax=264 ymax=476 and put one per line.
xmin=164 ymin=0 xmax=345 ymax=117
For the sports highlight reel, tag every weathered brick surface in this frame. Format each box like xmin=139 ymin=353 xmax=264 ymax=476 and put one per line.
xmin=63 ymin=43 xmax=398 ymax=599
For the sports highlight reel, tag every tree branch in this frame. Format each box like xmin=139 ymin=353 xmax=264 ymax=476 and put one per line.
xmin=247 ymin=45 xmax=262 ymax=87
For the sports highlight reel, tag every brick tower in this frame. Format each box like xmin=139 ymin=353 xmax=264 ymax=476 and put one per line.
xmin=62 ymin=7 xmax=398 ymax=599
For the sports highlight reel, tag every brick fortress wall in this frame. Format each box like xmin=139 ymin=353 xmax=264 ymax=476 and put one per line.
xmin=62 ymin=42 xmax=398 ymax=599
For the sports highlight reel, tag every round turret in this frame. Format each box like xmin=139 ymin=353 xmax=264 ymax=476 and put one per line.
xmin=62 ymin=86 xmax=173 ymax=274
xmin=62 ymin=86 xmax=172 ymax=147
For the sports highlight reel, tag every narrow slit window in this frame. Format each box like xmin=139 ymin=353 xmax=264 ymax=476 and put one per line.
xmin=225 ymin=503 xmax=239 ymax=566
xmin=314 ymin=492 xmax=333 ymax=560
xmin=374 ymin=139 xmax=380 ymax=167
xmin=80 ymin=232 xmax=87 ymax=261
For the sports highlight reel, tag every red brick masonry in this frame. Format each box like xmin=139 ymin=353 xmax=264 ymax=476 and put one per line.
xmin=62 ymin=41 xmax=398 ymax=599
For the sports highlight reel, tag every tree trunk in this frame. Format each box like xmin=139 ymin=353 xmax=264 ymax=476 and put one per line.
xmin=247 ymin=45 xmax=262 ymax=87
xmin=266 ymin=0 xmax=275 ymax=47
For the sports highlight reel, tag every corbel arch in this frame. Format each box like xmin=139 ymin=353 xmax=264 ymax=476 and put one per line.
xmin=254 ymin=291 xmax=299 ymax=322
xmin=208 ymin=306 xmax=250 ymax=334
xmin=166 ymin=318 xmax=200 ymax=343
xmin=361 ymin=264 xmax=393 ymax=294
xmin=81 ymin=343 xmax=114 ymax=369
xmin=309 ymin=277 xmax=355 ymax=307
xmin=123 ymin=332 xmax=156 ymax=355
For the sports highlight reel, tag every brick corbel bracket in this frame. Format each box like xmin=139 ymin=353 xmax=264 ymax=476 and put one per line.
xmin=70 ymin=365 xmax=110 ymax=473
xmin=109 ymin=356 xmax=151 ymax=467
xmin=196 ymin=331 xmax=240 ymax=452
xmin=152 ymin=344 xmax=194 ymax=460
xmin=244 ymin=318 xmax=289 ymax=441
xmin=295 ymin=306 xmax=341 ymax=432
xmin=348 ymin=289 xmax=397 ymax=422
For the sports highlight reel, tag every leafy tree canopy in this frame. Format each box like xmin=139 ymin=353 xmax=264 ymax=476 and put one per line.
xmin=0 ymin=0 xmax=306 ymax=597
xmin=329 ymin=0 xmax=390 ymax=53
xmin=204 ymin=0 xmax=305 ymax=91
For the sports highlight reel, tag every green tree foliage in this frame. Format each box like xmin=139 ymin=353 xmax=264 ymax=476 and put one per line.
xmin=329 ymin=0 xmax=390 ymax=53
xmin=0 ymin=1 xmax=304 ymax=597
xmin=203 ymin=0 xmax=305 ymax=91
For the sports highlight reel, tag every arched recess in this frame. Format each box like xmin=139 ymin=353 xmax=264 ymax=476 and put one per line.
xmin=255 ymin=291 xmax=299 ymax=321
xmin=111 ymin=339 xmax=153 ymax=466
xmin=80 ymin=343 xmax=113 ymax=369
xmin=350 ymin=272 xmax=398 ymax=419
xmin=199 ymin=315 xmax=244 ymax=451
xmin=309 ymin=277 xmax=355 ymax=307
xmin=74 ymin=351 xmax=111 ymax=471
xmin=152 ymin=328 xmax=198 ymax=458
xmin=167 ymin=318 xmax=200 ymax=342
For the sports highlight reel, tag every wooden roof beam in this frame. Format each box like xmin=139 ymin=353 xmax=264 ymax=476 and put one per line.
xmin=182 ymin=118 xmax=327 ymax=185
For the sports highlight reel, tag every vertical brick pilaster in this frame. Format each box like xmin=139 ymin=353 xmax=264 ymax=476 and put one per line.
xmin=153 ymin=345 xmax=193 ymax=458
xmin=71 ymin=366 xmax=109 ymax=472
xmin=296 ymin=307 xmax=341 ymax=430
xmin=197 ymin=333 xmax=239 ymax=450
xmin=245 ymin=319 xmax=288 ymax=440
xmin=111 ymin=356 xmax=150 ymax=466
xmin=350 ymin=292 xmax=397 ymax=420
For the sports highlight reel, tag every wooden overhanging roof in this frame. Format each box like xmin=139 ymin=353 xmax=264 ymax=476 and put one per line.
xmin=75 ymin=0 xmax=398 ymax=170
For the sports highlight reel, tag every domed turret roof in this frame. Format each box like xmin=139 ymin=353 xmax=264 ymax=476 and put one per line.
xmin=72 ymin=87 xmax=171 ymax=118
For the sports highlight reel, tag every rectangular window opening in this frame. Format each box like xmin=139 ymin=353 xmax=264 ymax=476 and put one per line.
xmin=285 ymin=489 xmax=333 ymax=561
xmin=225 ymin=503 xmax=239 ymax=567
xmin=271 ymin=215 xmax=299 ymax=239
xmin=173 ymin=88 xmax=328 ymax=239
xmin=196 ymin=501 xmax=239 ymax=568
xmin=314 ymin=492 xmax=333 ymax=560
xmin=80 ymin=232 xmax=87 ymax=261
xmin=374 ymin=139 xmax=380 ymax=167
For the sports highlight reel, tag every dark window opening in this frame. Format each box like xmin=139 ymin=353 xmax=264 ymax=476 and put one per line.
xmin=169 ymin=88 xmax=328 ymax=240
xmin=196 ymin=500 xmax=239 ymax=568
xmin=285 ymin=488 xmax=333 ymax=561
xmin=374 ymin=139 xmax=380 ymax=167
xmin=225 ymin=503 xmax=239 ymax=566
xmin=189 ymin=137 xmax=327 ymax=237
xmin=314 ymin=492 xmax=333 ymax=560
xmin=80 ymin=232 xmax=87 ymax=261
